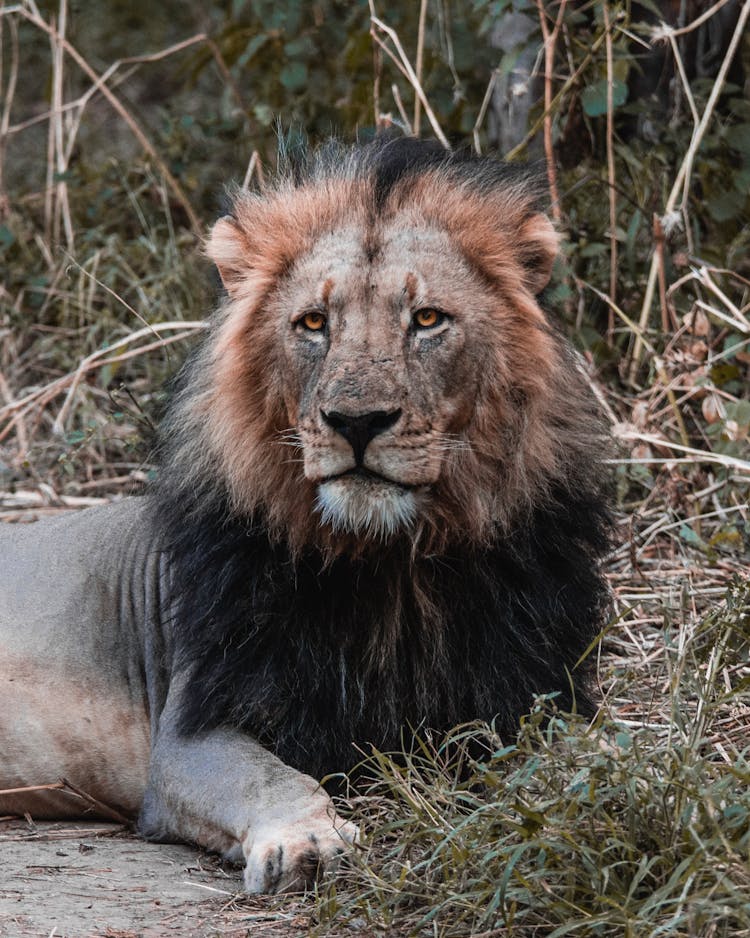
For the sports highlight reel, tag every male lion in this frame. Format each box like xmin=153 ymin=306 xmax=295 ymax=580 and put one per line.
xmin=0 ymin=137 xmax=612 ymax=894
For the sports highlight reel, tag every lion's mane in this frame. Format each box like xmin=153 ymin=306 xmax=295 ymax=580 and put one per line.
xmin=154 ymin=138 xmax=613 ymax=779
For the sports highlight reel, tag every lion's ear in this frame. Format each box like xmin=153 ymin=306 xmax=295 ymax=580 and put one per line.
xmin=206 ymin=216 xmax=248 ymax=296
xmin=517 ymin=213 xmax=559 ymax=295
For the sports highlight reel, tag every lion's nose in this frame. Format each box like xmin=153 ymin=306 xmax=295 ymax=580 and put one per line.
xmin=321 ymin=408 xmax=402 ymax=465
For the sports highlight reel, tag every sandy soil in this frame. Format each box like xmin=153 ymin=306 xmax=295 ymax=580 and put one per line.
xmin=0 ymin=819 xmax=317 ymax=938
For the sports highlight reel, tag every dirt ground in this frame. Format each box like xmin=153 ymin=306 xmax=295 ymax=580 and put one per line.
xmin=0 ymin=819 xmax=322 ymax=938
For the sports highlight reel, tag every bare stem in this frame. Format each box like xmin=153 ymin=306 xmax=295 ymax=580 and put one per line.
xmin=534 ymin=0 xmax=568 ymax=223
xmin=413 ymin=0 xmax=428 ymax=135
xmin=603 ymin=1 xmax=617 ymax=341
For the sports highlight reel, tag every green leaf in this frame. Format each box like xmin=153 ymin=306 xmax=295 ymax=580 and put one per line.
xmin=283 ymin=36 xmax=315 ymax=58
xmin=707 ymin=191 xmax=743 ymax=223
xmin=725 ymin=123 xmax=750 ymax=153
xmin=492 ymin=745 xmax=519 ymax=760
xmin=280 ymin=61 xmax=308 ymax=92
xmin=581 ymin=79 xmax=628 ymax=117
xmin=0 ymin=225 xmax=15 ymax=249
xmin=615 ymin=731 xmax=632 ymax=749
xmin=678 ymin=524 xmax=705 ymax=549
xmin=724 ymin=399 xmax=750 ymax=426
xmin=253 ymin=103 xmax=274 ymax=126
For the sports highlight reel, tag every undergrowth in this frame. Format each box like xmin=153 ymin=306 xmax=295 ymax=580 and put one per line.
xmin=1 ymin=1 xmax=749 ymax=935
xmin=317 ymin=581 xmax=750 ymax=937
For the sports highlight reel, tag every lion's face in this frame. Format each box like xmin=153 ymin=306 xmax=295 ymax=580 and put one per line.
xmin=184 ymin=147 xmax=597 ymax=554
xmin=275 ymin=223 xmax=487 ymax=537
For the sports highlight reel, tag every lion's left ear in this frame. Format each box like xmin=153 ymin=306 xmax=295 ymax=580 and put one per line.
xmin=206 ymin=216 xmax=248 ymax=296
xmin=517 ymin=213 xmax=559 ymax=295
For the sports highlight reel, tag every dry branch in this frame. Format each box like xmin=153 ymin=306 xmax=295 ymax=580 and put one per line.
xmin=534 ymin=0 xmax=568 ymax=223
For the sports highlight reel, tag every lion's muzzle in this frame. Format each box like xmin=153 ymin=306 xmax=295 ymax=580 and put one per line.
xmin=320 ymin=407 xmax=402 ymax=465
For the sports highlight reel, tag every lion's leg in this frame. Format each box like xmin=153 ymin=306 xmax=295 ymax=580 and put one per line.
xmin=141 ymin=693 xmax=357 ymax=894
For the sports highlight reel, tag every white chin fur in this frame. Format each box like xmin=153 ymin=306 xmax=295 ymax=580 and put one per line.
xmin=315 ymin=478 xmax=417 ymax=539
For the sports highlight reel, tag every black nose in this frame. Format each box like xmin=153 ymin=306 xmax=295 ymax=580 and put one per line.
xmin=321 ymin=408 xmax=402 ymax=465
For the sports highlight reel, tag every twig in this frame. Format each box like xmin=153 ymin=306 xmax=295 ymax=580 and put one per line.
xmin=0 ymin=490 xmax=110 ymax=509
xmin=370 ymin=15 xmax=449 ymax=148
xmin=651 ymin=0 xmax=733 ymax=41
xmin=413 ymin=0 xmax=428 ymax=135
xmin=653 ymin=214 xmax=674 ymax=334
xmin=614 ymin=429 xmax=750 ymax=474
xmin=603 ymin=1 xmax=617 ymax=340
xmin=204 ymin=36 xmax=250 ymax=121
xmin=473 ymin=70 xmax=498 ymax=156
xmin=534 ymin=0 xmax=568 ymax=223
xmin=0 ymin=12 xmax=19 ymax=196
xmin=0 ymin=777 xmax=131 ymax=825
xmin=58 ymin=777 xmax=132 ymax=826
xmin=372 ymin=34 xmax=383 ymax=129
xmin=696 ymin=266 xmax=750 ymax=332
xmin=0 ymin=782 xmax=66 ymax=796
xmin=241 ymin=150 xmax=264 ymax=190
xmin=63 ymin=252 xmax=157 ymax=334
xmin=181 ymin=881 xmax=236 ymax=896
xmin=391 ymin=83 xmax=412 ymax=134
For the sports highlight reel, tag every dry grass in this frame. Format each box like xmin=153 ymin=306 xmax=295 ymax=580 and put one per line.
xmin=1 ymin=1 xmax=749 ymax=935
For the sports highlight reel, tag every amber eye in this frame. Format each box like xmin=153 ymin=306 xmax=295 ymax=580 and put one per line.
xmin=413 ymin=308 xmax=444 ymax=330
xmin=300 ymin=311 xmax=327 ymax=331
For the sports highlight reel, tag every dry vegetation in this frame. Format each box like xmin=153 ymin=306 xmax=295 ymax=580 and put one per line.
xmin=0 ymin=1 xmax=749 ymax=936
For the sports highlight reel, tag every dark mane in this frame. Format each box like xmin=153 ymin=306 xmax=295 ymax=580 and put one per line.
xmin=157 ymin=482 xmax=612 ymax=780
xmin=278 ymin=134 xmax=547 ymax=217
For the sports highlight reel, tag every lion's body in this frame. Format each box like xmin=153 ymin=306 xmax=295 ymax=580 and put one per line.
xmin=0 ymin=500 xmax=154 ymax=819
xmin=0 ymin=138 xmax=613 ymax=893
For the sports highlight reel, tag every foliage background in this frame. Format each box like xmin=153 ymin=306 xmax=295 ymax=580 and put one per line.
xmin=0 ymin=1 xmax=749 ymax=935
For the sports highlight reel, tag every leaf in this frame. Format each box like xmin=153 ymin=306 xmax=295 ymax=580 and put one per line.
xmin=678 ymin=524 xmax=705 ymax=549
xmin=707 ymin=191 xmax=743 ymax=223
xmin=724 ymin=399 xmax=750 ymax=427
xmin=280 ymin=61 xmax=308 ymax=92
xmin=492 ymin=745 xmax=519 ymax=760
xmin=0 ymin=225 xmax=15 ymax=249
xmin=615 ymin=731 xmax=632 ymax=749
xmin=581 ymin=79 xmax=628 ymax=117
xmin=283 ymin=36 xmax=315 ymax=58
xmin=253 ymin=103 xmax=274 ymax=126
xmin=711 ymin=363 xmax=741 ymax=387
xmin=725 ymin=123 xmax=750 ymax=153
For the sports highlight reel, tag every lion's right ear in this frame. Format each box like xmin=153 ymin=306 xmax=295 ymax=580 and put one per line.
xmin=206 ymin=216 xmax=248 ymax=297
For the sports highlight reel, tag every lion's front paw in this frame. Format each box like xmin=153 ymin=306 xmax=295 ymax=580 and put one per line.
xmin=243 ymin=817 xmax=358 ymax=894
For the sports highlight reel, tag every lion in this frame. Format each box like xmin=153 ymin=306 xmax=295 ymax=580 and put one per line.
xmin=0 ymin=137 xmax=613 ymax=894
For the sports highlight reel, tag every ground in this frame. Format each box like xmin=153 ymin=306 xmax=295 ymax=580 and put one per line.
xmin=0 ymin=820 xmax=322 ymax=938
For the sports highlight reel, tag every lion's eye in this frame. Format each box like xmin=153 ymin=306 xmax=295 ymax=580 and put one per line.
xmin=300 ymin=311 xmax=327 ymax=332
xmin=412 ymin=308 xmax=445 ymax=330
